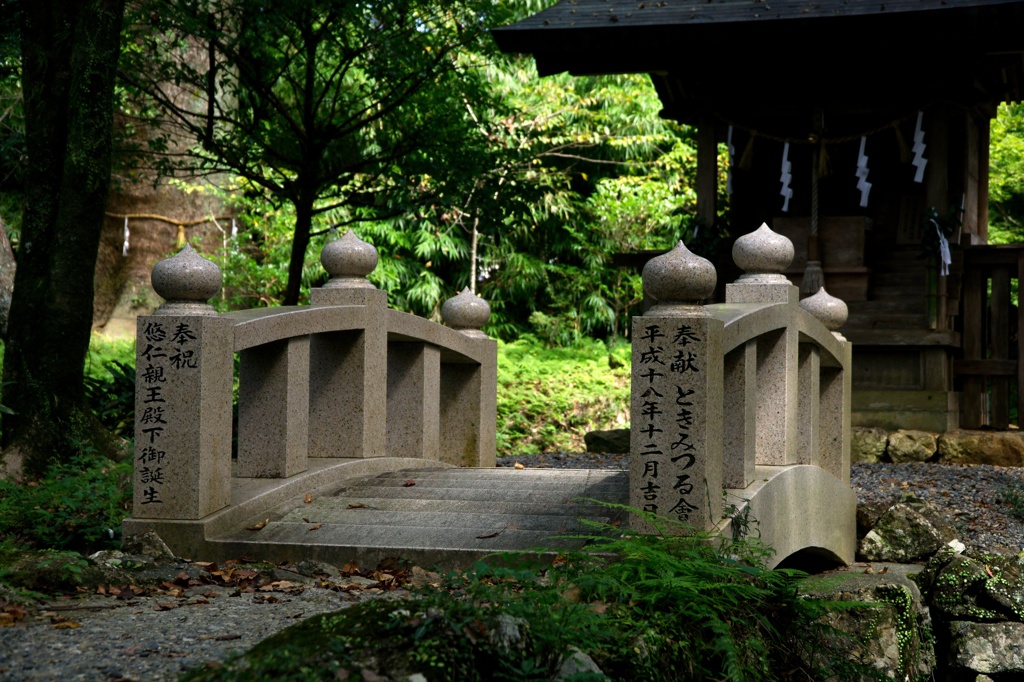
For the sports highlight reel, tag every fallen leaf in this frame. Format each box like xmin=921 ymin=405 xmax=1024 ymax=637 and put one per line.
xmin=342 ymin=561 xmax=360 ymax=574
xmin=987 ymin=565 xmax=995 ymax=578
xmin=588 ymin=601 xmax=608 ymax=614
xmin=514 ymin=462 xmax=525 ymax=470
xmin=247 ymin=519 xmax=270 ymax=531
xmin=505 ymin=524 xmax=521 ymax=531
xmin=863 ymin=566 xmax=874 ymax=574
xmin=476 ymin=531 xmax=501 ymax=539
xmin=154 ymin=602 xmax=179 ymax=611
xmin=53 ymin=621 xmax=81 ymax=629
xmin=307 ymin=523 xmax=322 ymax=531
xmin=402 ymin=479 xmax=416 ymax=487
xmin=214 ymin=634 xmax=241 ymax=641
xmin=304 ymin=493 xmax=314 ymax=504
xmin=879 ymin=566 xmax=889 ymax=574
xmin=562 ymin=585 xmax=581 ymax=603
xmin=346 ymin=503 xmax=368 ymax=509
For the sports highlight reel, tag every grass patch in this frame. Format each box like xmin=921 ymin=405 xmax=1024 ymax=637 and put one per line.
xmin=497 ymin=338 xmax=630 ymax=455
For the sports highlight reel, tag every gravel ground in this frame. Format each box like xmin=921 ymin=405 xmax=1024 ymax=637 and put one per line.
xmin=3 ymin=454 xmax=1023 ymax=681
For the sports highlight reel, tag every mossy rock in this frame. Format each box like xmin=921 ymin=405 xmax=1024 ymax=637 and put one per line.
xmin=182 ymin=597 xmax=550 ymax=682
xmin=918 ymin=551 xmax=1024 ymax=623
xmin=0 ymin=549 xmax=131 ymax=593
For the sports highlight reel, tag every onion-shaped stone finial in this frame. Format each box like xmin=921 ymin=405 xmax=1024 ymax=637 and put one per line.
xmin=732 ymin=222 xmax=794 ymax=283
xmin=151 ymin=243 xmax=222 ymax=315
xmin=442 ymin=287 xmax=490 ymax=336
xmin=642 ymin=240 xmax=716 ymax=314
xmin=800 ymin=287 xmax=848 ymax=331
xmin=320 ymin=230 xmax=378 ymax=289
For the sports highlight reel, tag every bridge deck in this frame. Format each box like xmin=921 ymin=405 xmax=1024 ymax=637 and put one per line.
xmin=207 ymin=468 xmax=629 ymax=568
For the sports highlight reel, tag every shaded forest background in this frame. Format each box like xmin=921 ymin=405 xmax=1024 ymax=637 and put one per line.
xmin=1 ymin=1 xmax=1023 ymax=346
xmin=0 ymin=0 xmax=1022 ymax=473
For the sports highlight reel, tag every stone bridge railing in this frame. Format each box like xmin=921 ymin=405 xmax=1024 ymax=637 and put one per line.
xmin=631 ymin=223 xmax=852 ymax=544
xmin=132 ymin=232 xmax=496 ymax=522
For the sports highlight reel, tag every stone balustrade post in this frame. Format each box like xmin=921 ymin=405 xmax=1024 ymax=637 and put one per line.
xmin=134 ymin=245 xmax=233 ymax=520
xmin=308 ymin=231 xmax=388 ymax=458
xmin=726 ymin=223 xmax=800 ymax=468
xmin=631 ymin=241 xmax=723 ymax=533
xmin=441 ymin=288 xmax=497 ymax=468
xmin=801 ymin=287 xmax=853 ymax=483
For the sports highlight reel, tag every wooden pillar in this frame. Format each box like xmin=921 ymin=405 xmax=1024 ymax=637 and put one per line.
xmin=978 ymin=115 xmax=991 ymax=243
xmin=926 ymin=108 xmax=950 ymax=329
xmin=964 ymin=112 xmax=980 ymax=240
xmin=962 ymin=265 xmax=985 ymax=428
xmin=990 ymin=266 xmax=1010 ymax=428
xmin=1019 ymin=250 xmax=1024 ymax=427
xmin=696 ymin=117 xmax=717 ymax=233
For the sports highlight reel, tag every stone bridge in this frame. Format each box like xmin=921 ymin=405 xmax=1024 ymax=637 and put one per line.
xmin=124 ymin=225 xmax=855 ymax=569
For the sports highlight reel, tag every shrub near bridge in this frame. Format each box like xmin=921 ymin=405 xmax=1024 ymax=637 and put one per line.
xmin=182 ymin=515 xmax=878 ymax=682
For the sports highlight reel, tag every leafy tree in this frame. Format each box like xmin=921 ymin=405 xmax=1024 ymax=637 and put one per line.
xmin=2 ymin=0 xmax=126 ymax=473
xmin=122 ymin=0 xmax=499 ymax=305
xmin=989 ymin=102 xmax=1024 ymax=244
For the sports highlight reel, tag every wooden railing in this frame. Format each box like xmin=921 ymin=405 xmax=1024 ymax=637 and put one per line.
xmin=132 ymin=233 xmax=496 ymax=521
xmin=956 ymin=244 xmax=1024 ymax=429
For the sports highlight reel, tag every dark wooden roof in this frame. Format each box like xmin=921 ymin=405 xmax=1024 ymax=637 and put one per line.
xmin=494 ymin=0 xmax=1023 ymax=38
xmin=492 ymin=0 xmax=1024 ymax=131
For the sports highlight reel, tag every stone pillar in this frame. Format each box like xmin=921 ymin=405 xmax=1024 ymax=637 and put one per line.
xmin=631 ymin=241 xmax=723 ymax=534
xmin=308 ymin=231 xmax=388 ymax=458
xmin=796 ymin=344 xmax=820 ymax=466
xmin=440 ymin=288 xmax=497 ymax=468
xmin=722 ymin=340 xmax=756 ymax=488
xmin=726 ymin=223 xmax=799 ymax=465
xmin=801 ymin=287 xmax=852 ymax=483
xmin=387 ymin=342 xmax=441 ymax=459
xmin=134 ymin=245 xmax=233 ymax=520
xmin=237 ymin=335 xmax=309 ymax=477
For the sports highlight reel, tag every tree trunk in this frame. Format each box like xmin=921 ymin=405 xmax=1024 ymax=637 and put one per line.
xmin=2 ymin=0 xmax=125 ymax=474
xmin=283 ymin=198 xmax=314 ymax=306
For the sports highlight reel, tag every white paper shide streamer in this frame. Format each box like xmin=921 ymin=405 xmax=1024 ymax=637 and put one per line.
xmin=931 ymin=218 xmax=951 ymax=276
xmin=912 ymin=111 xmax=928 ymax=183
xmin=779 ymin=142 xmax=793 ymax=212
xmin=231 ymin=217 xmax=238 ymax=238
xmin=726 ymin=125 xmax=736 ymax=196
xmin=122 ymin=216 xmax=130 ymax=257
xmin=855 ymin=136 xmax=872 ymax=208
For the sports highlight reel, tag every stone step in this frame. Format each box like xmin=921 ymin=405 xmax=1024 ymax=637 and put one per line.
xmin=329 ymin=485 xmax=627 ymax=505
xmin=278 ymin=508 xmax=619 ymax=532
xmin=845 ymin=313 xmax=929 ymax=330
xmin=232 ymin=521 xmax=594 ymax=554
xmin=847 ymin=299 xmax=924 ymax=315
xmin=365 ymin=469 xmax=627 ymax=486
xmin=290 ymin=496 xmax=621 ymax=517
xmin=870 ymin=271 xmax=928 ymax=288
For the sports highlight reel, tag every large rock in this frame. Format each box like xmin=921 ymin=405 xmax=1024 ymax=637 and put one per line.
xmin=583 ymin=429 xmax=629 ymax=454
xmin=949 ymin=621 xmax=1024 ymax=674
xmin=937 ymin=430 xmax=1024 ymax=467
xmin=858 ymin=495 xmax=958 ymax=562
xmin=852 ymin=427 xmax=889 ymax=463
xmin=916 ymin=551 xmax=1024 ymax=622
xmin=799 ymin=563 xmax=935 ymax=681
xmin=886 ymin=429 xmax=937 ymax=463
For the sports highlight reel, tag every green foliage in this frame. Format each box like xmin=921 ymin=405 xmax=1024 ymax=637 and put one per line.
xmin=999 ymin=480 xmax=1024 ymax=521
xmin=0 ymin=450 xmax=131 ymax=554
xmin=183 ymin=512 xmax=874 ymax=682
xmin=990 ymin=102 xmax=1024 ymax=244
xmin=496 ymin=338 xmax=630 ymax=455
xmin=83 ymin=360 xmax=135 ymax=439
